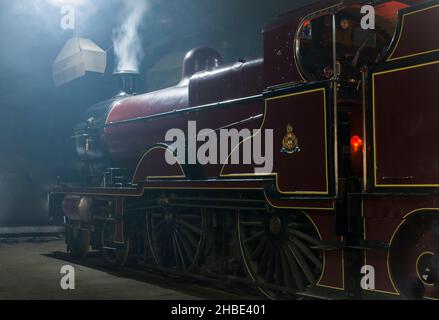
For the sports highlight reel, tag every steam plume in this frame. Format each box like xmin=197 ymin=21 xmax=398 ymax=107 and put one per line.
xmin=112 ymin=1 xmax=148 ymax=72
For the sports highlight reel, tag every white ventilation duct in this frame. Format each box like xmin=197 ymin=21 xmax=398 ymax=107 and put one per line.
xmin=52 ymin=37 xmax=107 ymax=87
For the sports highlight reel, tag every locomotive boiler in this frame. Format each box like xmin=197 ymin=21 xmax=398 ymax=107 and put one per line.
xmin=50 ymin=0 xmax=439 ymax=299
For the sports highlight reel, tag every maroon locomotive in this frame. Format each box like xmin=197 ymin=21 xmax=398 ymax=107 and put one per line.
xmin=49 ymin=0 xmax=439 ymax=299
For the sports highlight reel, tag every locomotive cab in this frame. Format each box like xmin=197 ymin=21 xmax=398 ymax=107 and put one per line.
xmin=296 ymin=2 xmax=405 ymax=84
xmin=293 ymin=1 xmax=417 ymax=188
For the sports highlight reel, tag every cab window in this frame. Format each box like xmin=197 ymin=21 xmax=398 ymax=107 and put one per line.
xmin=296 ymin=2 xmax=409 ymax=81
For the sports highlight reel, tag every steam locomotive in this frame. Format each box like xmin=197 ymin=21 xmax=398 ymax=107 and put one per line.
xmin=49 ymin=0 xmax=439 ymax=299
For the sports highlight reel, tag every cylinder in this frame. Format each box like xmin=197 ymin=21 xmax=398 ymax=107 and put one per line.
xmin=62 ymin=195 xmax=93 ymax=223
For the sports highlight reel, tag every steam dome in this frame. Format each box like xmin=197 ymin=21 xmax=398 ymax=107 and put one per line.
xmin=182 ymin=47 xmax=223 ymax=80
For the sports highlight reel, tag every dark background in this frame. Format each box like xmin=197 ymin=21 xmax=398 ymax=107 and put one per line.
xmin=0 ymin=0 xmax=312 ymax=226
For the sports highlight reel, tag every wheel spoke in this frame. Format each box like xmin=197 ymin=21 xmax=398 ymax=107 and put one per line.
xmin=161 ymin=233 xmax=172 ymax=260
xmin=264 ymin=247 xmax=275 ymax=281
xmin=177 ymin=225 xmax=199 ymax=249
xmin=282 ymin=246 xmax=305 ymax=290
xmin=147 ymin=207 xmax=204 ymax=272
xmin=240 ymin=221 xmax=264 ymax=227
xmin=171 ymin=235 xmax=179 ymax=268
xmin=178 ymin=219 xmax=201 ymax=235
xmin=175 ymin=229 xmax=195 ymax=262
xmin=257 ymin=239 xmax=272 ymax=275
xmin=173 ymin=234 xmax=188 ymax=270
xmin=291 ymin=236 xmax=323 ymax=271
xmin=278 ymin=246 xmax=294 ymax=289
xmin=251 ymin=237 xmax=268 ymax=260
xmin=243 ymin=230 xmax=265 ymax=244
xmin=288 ymin=222 xmax=312 ymax=229
xmin=238 ymin=210 xmax=323 ymax=299
xmin=155 ymin=225 xmax=166 ymax=244
xmin=289 ymin=229 xmax=321 ymax=246
xmin=274 ymin=248 xmax=283 ymax=285
xmin=152 ymin=220 xmax=164 ymax=231
xmin=288 ymin=242 xmax=315 ymax=284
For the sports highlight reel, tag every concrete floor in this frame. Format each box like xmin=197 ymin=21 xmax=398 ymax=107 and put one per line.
xmin=0 ymin=239 xmax=200 ymax=300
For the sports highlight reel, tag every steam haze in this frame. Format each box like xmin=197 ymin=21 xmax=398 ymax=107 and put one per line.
xmin=112 ymin=0 xmax=148 ymax=72
xmin=0 ymin=0 xmax=310 ymax=227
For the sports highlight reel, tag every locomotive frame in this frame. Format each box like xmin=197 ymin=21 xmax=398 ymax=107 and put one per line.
xmin=49 ymin=0 xmax=439 ymax=300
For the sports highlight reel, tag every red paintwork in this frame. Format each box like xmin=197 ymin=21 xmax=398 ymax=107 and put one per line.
xmin=103 ymin=0 xmax=347 ymax=173
xmin=265 ymin=194 xmax=335 ymax=210
xmin=222 ymin=88 xmax=331 ymax=194
xmin=388 ymin=3 xmax=439 ymax=60
xmin=104 ymin=60 xmax=264 ymax=171
xmin=133 ymin=147 xmax=185 ymax=183
xmin=189 ymin=59 xmax=263 ymax=106
xmin=363 ymin=194 xmax=439 ymax=298
xmin=262 ymin=0 xmax=341 ymax=87
xmin=182 ymin=47 xmax=223 ymax=80
xmin=373 ymin=61 xmax=439 ymax=186
xmin=106 ymin=86 xmax=189 ymax=123
xmin=375 ymin=1 xmax=409 ymax=20
xmin=307 ymin=211 xmax=344 ymax=290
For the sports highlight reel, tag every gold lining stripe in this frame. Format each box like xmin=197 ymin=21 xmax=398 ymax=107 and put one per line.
xmin=387 ymin=208 xmax=439 ymax=295
xmin=388 ymin=4 xmax=439 ymax=62
xmin=236 ymin=207 xmax=343 ymax=294
xmin=132 ymin=146 xmax=186 ymax=183
xmin=362 ymin=199 xmax=399 ymax=295
xmin=264 ymin=191 xmax=335 ymax=211
xmin=317 ymin=247 xmax=345 ymax=291
xmin=308 ymin=213 xmax=327 ymax=289
xmin=265 ymin=193 xmax=343 ymax=290
xmin=293 ymin=2 xmax=344 ymax=82
xmin=220 ymin=88 xmax=330 ymax=195
xmin=372 ymin=60 xmax=439 ymax=187
xmin=416 ymin=251 xmax=435 ymax=287
xmin=364 ymin=206 xmax=439 ymax=296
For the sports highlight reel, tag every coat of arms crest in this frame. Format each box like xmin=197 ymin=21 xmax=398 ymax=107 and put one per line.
xmin=281 ymin=124 xmax=301 ymax=154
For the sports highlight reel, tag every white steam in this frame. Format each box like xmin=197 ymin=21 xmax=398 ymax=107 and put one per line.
xmin=112 ymin=1 xmax=148 ymax=72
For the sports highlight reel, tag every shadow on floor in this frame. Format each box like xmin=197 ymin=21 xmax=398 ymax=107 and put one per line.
xmin=43 ymin=250 xmax=254 ymax=300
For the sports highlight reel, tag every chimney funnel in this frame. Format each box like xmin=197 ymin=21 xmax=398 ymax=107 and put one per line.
xmin=113 ymin=70 xmax=140 ymax=96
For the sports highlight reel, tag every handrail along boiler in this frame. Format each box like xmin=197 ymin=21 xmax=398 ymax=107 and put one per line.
xmin=49 ymin=0 xmax=439 ymax=299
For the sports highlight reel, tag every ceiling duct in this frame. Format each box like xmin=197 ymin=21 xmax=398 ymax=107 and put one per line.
xmin=52 ymin=37 xmax=107 ymax=87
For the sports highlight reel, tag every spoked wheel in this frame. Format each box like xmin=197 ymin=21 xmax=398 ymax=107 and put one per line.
xmin=389 ymin=214 xmax=439 ymax=299
xmin=237 ymin=209 xmax=323 ymax=299
xmin=66 ymin=224 xmax=91 ymax=259
xmin=101 ymin=219 xmax=130 ymax=267
xmin=146 ymin=206 xmax=206 ymax=271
